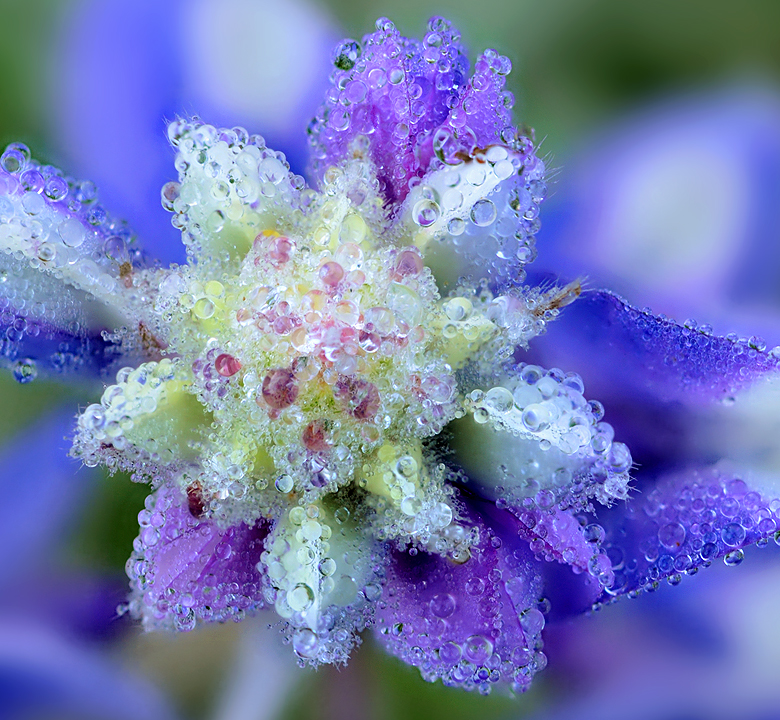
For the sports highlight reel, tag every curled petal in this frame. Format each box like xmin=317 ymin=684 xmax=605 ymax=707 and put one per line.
xmin=530 ymin=289 xmax=780 ymax=405
xmin=307 ymin=18 xmax=545 ymax=288
xmin=0 ymin=146 xmax=151 ymax=316
xmin=0 ymin=144 xmax=156 ymax=378
xmin=376 ymin=502 xmax=546 ymax=693
xmin=453 ymin=363 xmax=632 ymax=509
xmin=71 ymin=358 xmax=211 ymax=484
xmin=261 ymin=501 xmax=384 ymax=666
xmin=165 ymin=118 xmax=305 ymax=271
xmin=127 ymin=482 xmax=269 ymax=631
xmin=595 ymin=468 xmax=780 ymax=600
xmin=401 ymin=144 xmax=545 ymax=291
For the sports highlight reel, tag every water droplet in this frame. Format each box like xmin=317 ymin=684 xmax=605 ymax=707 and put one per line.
xmin=262 ymin=369 xmax=299 ymax=409
xmin=658 ymin=522 xmax=686 ymax=550
xmin=215 ymin=353 xmax=242 ymax=377
xmin=12 ymin=358 xmax=37 ymax=384
xmin=724 ymin=549 xmax=744 ymax=566
xmin=288 ymin=583 xmax=315 ymax=611
xmin=721 ymin=522 xmax=746 ymax=547
xmin=464 ymin=634 xmax=493 ymax=664
xmin=58 ymin=219 xmax=86 ymax=248
xmin=293 ymin=628 xmax=319 ymax=658
xmin=484 ymin=387 xmax=514 ymax=414
xmin=412 ymin=199 xmax=441 ymax=227
xmin=275 ymin=474 xmax=294 ymax=493
xmin=333 ymin=40 xmax=361 ymax=71
xmin=429 ymin=593 xmax=456 ymax=618
xmin=439 ymin=641 xmax=462 ymax=664
xmin=470 ymin=199 xmax=497 ymax=227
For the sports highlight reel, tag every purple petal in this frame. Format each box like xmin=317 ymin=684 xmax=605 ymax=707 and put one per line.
xmin=488 ymin=499 xmax=604 ymax=619
xmin=510 ymin=506 xmax=597 ymax=574
xmin=437 ymin=48 xmax=515 ymax=154
xmin=375 ymin=499 xmax=546 ymax=692
xmin=0 ymin=408 xmax=96 ymax=587
xmin=528 ymin=289 xmax=780 ymax=406
xmin=0 ymin=146 xmax=145 ymax=267
xmin=308 ymin=17 xmax=520 ymax=207
xmin=0 ymin=146 xmax=155 ymax=378
xmin=127 ymin=482 xmax=269 ymax=631
xmin=309 ymin=17 xmax=468 ymax=204
xmin=595 ymin=468 xmax=780 ymax=600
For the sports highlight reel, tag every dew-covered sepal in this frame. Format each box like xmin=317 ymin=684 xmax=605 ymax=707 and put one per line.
xmin=126 ymin=482 xmax=269 ymax=631
xmin=164 ymin=119 xmax=306 ymax=273
xmin=593 ymin=470 xmax=780 ymax=601
xmin=261 ymin=500 xmax=385 ymax=666
xmin=376 ymin=504 xmax=546 ymax=693
xmin=530 ymin=289 xmax=780 ymax=405
xmin=0 ymin=142 xmax=158 ymax=380
xmin=454 ymin=363 xmax=632 ymax=510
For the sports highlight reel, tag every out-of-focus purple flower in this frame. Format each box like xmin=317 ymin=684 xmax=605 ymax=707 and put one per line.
xmin=0 ymin=395 xmax=180 ymax=716
xmin=0 ymin=618 xmax=180 ymax=720
xmin=2 ymin=16 xmax=780 ymax=698
xmin=53 ymin=0 xmax=339 ymax=264
xmin=530 ymin=551 xmax=780 ymax=720
xmin=537 ymin=86 xmax=780 ymax=328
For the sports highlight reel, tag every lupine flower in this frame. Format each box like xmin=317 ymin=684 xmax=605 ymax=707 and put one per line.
xmin=2 ymin=17 xmax=780 ymax=696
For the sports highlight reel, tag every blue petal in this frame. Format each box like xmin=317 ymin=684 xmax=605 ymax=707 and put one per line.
xmin=595 ymin=469 xmax=779 ymax=599
xmin=528 ymin=289 xmax=780 ymax=406
xmin=536 ymin=87 xmax=780 ymax=323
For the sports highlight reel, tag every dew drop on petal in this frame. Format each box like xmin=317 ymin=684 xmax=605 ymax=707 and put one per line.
xmin=12 ymin=358 xmax=37 ymax=384
xmin=429 ymin=593 xmax=456 ymax=618
xmin=215 ymin=353 xmax=242 ymax=377
xmin=58 ymin=218 xmax=86 ymax=248
xmin=262 ymin=369 xmax=299 ymax=408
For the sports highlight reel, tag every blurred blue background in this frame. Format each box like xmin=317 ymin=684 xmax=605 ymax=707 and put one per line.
xmin=3 ymin=0 xmax=780 ymax=718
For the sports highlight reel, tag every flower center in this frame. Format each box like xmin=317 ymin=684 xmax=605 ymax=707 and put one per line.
xmin=167 ymin=216 xmax=457 ymax=498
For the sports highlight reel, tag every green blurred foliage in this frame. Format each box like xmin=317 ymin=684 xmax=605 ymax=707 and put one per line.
xmin=278 ymin=634 xmax=536 ymax=720
xmin=0 ymin=0 xmax=67 ymax=157
xmin=66 ymin=468 xmax=150 ymax=570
